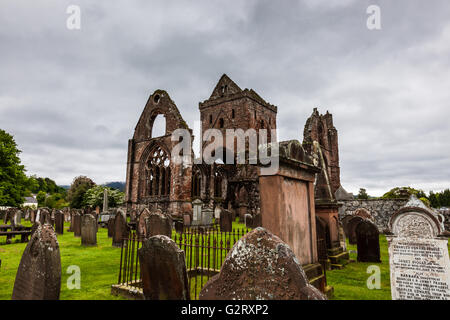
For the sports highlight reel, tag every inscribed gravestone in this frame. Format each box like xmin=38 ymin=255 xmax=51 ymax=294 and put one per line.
xmin=138 ymin=235 xmax=189 ymax=300
xmin=81 ymin=214 xmax=97 ymax=246
xmin=388 ymin=199 xmax=450 ymax=300
xmin=199 ymin=227 xmax=326 ymax=300
xmin=11 ymin=224 xmax=61 ymax=300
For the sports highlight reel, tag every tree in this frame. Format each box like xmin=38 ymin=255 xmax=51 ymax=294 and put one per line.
xmin=429 ymin=191 xmax=440 ymax=208
xmin=0 ymin=129 xmax=28 ymax=207
xmin=357 ymin=188 xmax=369 ymax=200
xmin=83 ymin=186 xmax=124 ymax=209
xmin=36 ymin=191 xmax=47 ymax=207
xmin=67 ymin=176 xmax=96 ymax=208
xmin=382 ymin=187 xmax=426 ymax=199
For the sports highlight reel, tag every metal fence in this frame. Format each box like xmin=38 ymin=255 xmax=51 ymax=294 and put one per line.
xmin=117 ymin=226 xmax=250 ymax=300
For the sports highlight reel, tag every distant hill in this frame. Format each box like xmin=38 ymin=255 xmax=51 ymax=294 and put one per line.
xmin=59 ymin=182 xmax=126 ymax=192
xmin=103 ymin=182 xmax=126 ymax=192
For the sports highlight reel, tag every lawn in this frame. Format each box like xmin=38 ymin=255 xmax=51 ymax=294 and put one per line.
xmin=0 ymin=221 xmax=125 ymax=300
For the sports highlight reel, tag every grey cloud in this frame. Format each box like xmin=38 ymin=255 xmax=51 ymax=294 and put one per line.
xmin=0 ymin=0 xmax=449 ymax=196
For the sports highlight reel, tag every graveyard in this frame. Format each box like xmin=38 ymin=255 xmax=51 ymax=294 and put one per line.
xmin=1 ymin=215 xmax=448 ymax=300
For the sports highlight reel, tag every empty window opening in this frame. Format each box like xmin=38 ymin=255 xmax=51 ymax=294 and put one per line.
xmin=151 ymin=114 xmax=166 ymax=138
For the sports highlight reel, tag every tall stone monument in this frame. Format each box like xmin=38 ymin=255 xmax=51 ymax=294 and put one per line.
xmin=388 ymin=196 xmax=450 ymax=300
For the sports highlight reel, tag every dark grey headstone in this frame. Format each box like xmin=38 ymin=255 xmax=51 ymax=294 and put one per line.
xmin=138 ymin=235 xmax=189 ymax=300
xmin=81 ymin=214 xmax=97 ymax=246
xmin=11 ymin=224 xmax=61 ymax=300
xmin=356 ymin=220 xmax=381 ymax=262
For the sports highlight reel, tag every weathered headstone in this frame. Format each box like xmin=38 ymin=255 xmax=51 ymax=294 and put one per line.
xmin=112 ymin=210 xmax=128 ymax=247
xmin=346 ymin=216 xmax=364 ymax=245
xmin=145 ymin=210 xmax=172 ymax=238
xmin=183 ymin=213 xmax=191 ymax=227
xmin=14 ymin=210 xmax=22 ymax=226
xmin=192 ymin=199 xmax=202 ymax=226
xmin=388 ymin=196 xmax=450 ymax=300
xmin=54 ymin=211 xmax=64 ymax=235
xmin=253 ymin=213 xmax=262 ymax=228
xmin=73 ymin=213 xmax=82 ymax=237
xmin=175 ymin=220 xmax=184 ymax=234
xmin=199 ymin=228 xmax=326 ymax=300
xmin=214 ymin=206 xmax=221 ymax=223
xmin=107 ymin=215 xmax=116 ymax=238
xmin=355 ymin=220 xmax=380 ymax=262
xmin=11 ymin=224 xmax=61 ymax=300
xmin=138 ymin=235 xmax=189 ymax=300
xmin=219 ymin=209 xmax=232 ymax=232
xmin=201 ymin=208 xmax=213 ymax=226
xmin=81 ymin=214 xmax=97 ymax=246
xmin=244 ymin=214 xmax=253 ymax=228
xmin=137 ymin=208 xmax=152 ymax=239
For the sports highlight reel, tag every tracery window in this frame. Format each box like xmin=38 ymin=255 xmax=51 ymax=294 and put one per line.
xmin=145 ymin=146 xmax=171 ymax=196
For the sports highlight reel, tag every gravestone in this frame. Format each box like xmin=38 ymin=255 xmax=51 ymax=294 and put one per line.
xmin=219 ymin=209 xmax=232 ymax=232
xmin=192 ymin=199 xmax=203 ymax=226
xmin=137 ymin=208 xmax=152 ymax=239
xmin=54 ymin=211 xmax=64 ymax=235
xmin=214 ymin=206 xmax=221 ymax=222
xmin=145 ymin=210 xmax=172 ymax=238
xmin=73 ymin=213 xmax=82 ymax=237
xmin=245 ymin=214 xmax=253 ymax=228
xmin=253 ymin=213 xmax=262 ymax=228
xmin=199 ymin=228 xmax=326 ymax=300
xmin=14 ymin=210 xmax=22 ymax=226
xmin=388 ymin=196 xmax=450 ymax=300
xmin=138 ymin=235 xmax=189 ymax=300
xmin=107 ymin=215 xmax=116 ymax=238
xmin=338 ymin=223 xmax=347 ymax=252
xmin=201 ymin=208 xmax=213 ymax=226
xmin=11 ymin=224 xmax=61 ymax=300
xmin=30 ymin=210 xmax=36 ymax=223
xmin=81 ymin=214 xmax=97 ymax=246
xmin=183 ymin=213 xmax=191 ymax=227
xmin=175 ymin=220 xmax=184 ymax=234
xmin=346 ymin=216 xmax=364 ymax=245
xmin=355 ymin=220 xmax=380 ymax=262
xmin=112 ymin=210 xmax=128 ymax=247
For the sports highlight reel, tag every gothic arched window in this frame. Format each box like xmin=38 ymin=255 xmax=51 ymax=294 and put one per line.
xmin=146 ymin=145 xmax=171 ymax=196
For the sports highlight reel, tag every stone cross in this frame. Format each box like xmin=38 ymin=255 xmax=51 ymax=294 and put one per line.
xmin=12 ymin=224 xmax=61 ymax=300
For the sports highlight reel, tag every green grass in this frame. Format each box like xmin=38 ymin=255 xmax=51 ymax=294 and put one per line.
xmin=0 ymin=222 xmax=125 ymax=300
xmin=327 ymin=235 xmax=392 ymax=300
xmin=1 ymin=221 xmax=448 ymax=300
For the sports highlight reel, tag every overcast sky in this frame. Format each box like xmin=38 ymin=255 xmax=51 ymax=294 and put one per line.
xmin=1 ymin=0 xmax=449 ymax=196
